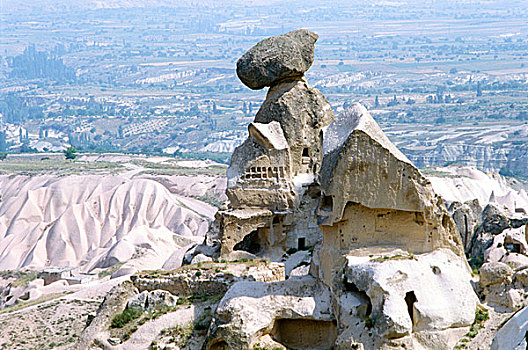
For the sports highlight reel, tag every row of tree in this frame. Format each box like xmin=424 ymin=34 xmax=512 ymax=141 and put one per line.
xmin=8 ymin=45 xmax=76 ymax=83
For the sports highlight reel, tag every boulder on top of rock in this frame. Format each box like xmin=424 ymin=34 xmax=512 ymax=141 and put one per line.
xmin=236 ymin=29 xmax=318 ymax=90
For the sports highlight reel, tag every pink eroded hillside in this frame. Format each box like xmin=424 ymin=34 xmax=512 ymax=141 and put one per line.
xmin=0 ymin=175 xmax=211 ymax=271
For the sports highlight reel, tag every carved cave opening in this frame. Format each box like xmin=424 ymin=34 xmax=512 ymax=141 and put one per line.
xmin=320 ymin=195 xmax=333 ymax=212
xmin=298 ymin=237 xmax=306 ymax=250
xmin=405 ymin=291 xmax=418 ymax=328
xmin=442 ymin=214 xmax=451 ymax=228
xmin=208 ymin=340 xmax=229 ymax=350
xmin=271 ymin=318 xmax=337 ymax=350
xmin=233 ymin=229 xmax=263 ymax=255
xmin=344 ymin=280 xmax=372 ymax=317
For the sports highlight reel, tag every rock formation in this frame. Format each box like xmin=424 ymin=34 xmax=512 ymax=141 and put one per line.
xmin=202 ymin=30 xmax=478 ymax=350
xmin=213 ymin=29 xmax=334 ymax=260
xmin=310 ymin=103 xmax=475 ymax=349
xmin=491 ymin=304 xmax=528 ymax=350
xmin=207 ymin=276 xmax=335 ymax=350
xmin=449 ymin=199 xmax=482 ymax=252
xmin=236 ymin=29 xmax=318 ymax=90
xmin=317 ymin=104 xmax=464 ymax=258
xmin=453 ymin=200 xmax=528 ymax=266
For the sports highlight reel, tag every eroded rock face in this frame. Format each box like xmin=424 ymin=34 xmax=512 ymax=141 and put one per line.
xmin=478 ymin=261 xmax=528 ymax=311
xmin=206 ymin=275 xmax=335 ymax=349
xmin=131 ymin=261 xmax=285 ymax=297
xmin=481 ymin=203 xmax=511 ymax=234
xmin=75 ymin=281 xmax=138 ymax=350
xmin=484 ymin=226 xmax=527 ymax=265
xmin=316 ymin=104 xmax=464 ymax=286
xmin=491 ymin=305 xmax=528 ymax=350
xmin=310 ymin=104 xmax=476 ymax=348
xmin=344 ymin=249 xmax=476 ymax=338
xmin=449 ymin=199 xmax=482 ymax=252
xmin=468 ymin=203 xmax=528 ymax=261
xmin=215 ymin=34 xmax=334 ymax=260
xmin=236 ymin=29 xmax=318 ymax=90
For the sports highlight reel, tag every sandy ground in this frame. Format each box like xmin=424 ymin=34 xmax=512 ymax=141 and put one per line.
xmin=459 ymin=304 xmax=514 ymax=350
xmin=0 ymin=277 xmax=127 ymax=350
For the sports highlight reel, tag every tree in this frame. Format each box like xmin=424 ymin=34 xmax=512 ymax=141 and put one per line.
xmin=387 ymin=95 xmax=399 ymax=107
xmin=212 ymin=101 xmax=218 ymax=114
xmin=64 ymin=146 xmax=77 ymax=160
xmin=476 ymin=83 xmax=482 ymax=97
xmin=374 ymin=95 xmax=380 ymax=108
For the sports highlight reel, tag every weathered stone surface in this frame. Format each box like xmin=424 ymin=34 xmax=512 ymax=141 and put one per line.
xmin=191 ymin=253 xmax=213 ymax=265
xmin=127 ymin=290 xmax=148 ymax=310
xmin=224 ymin=250 xmax=258 ymax=262
xmin=283 ymin=250 xmax=311 ymax=277
xmin=480 ymin=262 xmax=513 ymax=288
xmin=289 ymin=264 xmax=310 ymax=277
xmin=236 ymin=29 xmax=318 ymax=90
xmin=513 ymin=266 xmax=528 ymax=288
xmin=206 ymin=275 xmax=335 ymax=349
xmin=217 ymin=208 xmax=274 ymax=257
xmin=315 ymin=104 xmax=465 ymax=291
xmin=162 ymin=243 xmax=195 ymax=270
xmin=449 ymin=199 xmax=482 ymax=252
xmin=145 ymin=289 xmax=178 ymax=310
xmin=478 ymin=261 xmax=521 ymax=309
xmin=74 ymin=281 xmax=138 ymax=349
xmin=481 ymin=203 xmax=511 ymax=234
xmin=484 ymin=226 xmax=528 ymax=267
xmin=183 ymin=243 xmax=218 ymax=265
xmin=344 ymin=249 xmax=476 ymax=339
xmin=131 ymin=261 xmax=285 ymax=298
xmin=111 ymin=266 xmax=137 ymax=279
xmin=321 ymin=104 xmax=426 ymax=211
xmin=254 ymin=80 xmax=334 ymax=177
xmin=491 ymin=305 xmax=528 ymax=350
xmin=468 ymin=203 xmax=528 ymax=260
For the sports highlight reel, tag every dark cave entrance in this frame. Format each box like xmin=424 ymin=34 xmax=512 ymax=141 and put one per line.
xmin=272 ymin=318 xmax=337 ymax=350
xmin=234 ymin=229 xmax=263 ymax=255
xmin=405 ymin=291 xmax=418 ymax=328
xmin=298 ymin=237 xmax=306 ymax=251
xmin=320 ymin=195 xmax=333 ymax=212
xmin=344 ymin=280 xmax=372 ymax=318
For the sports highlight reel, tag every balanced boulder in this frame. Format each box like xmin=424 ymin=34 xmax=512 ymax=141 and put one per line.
xmin=236 ymin=29 xmax=318 ymax=90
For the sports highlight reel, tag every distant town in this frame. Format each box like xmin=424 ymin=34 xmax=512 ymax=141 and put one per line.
xmin=1 ymin=0 xmax=527 ymax=176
